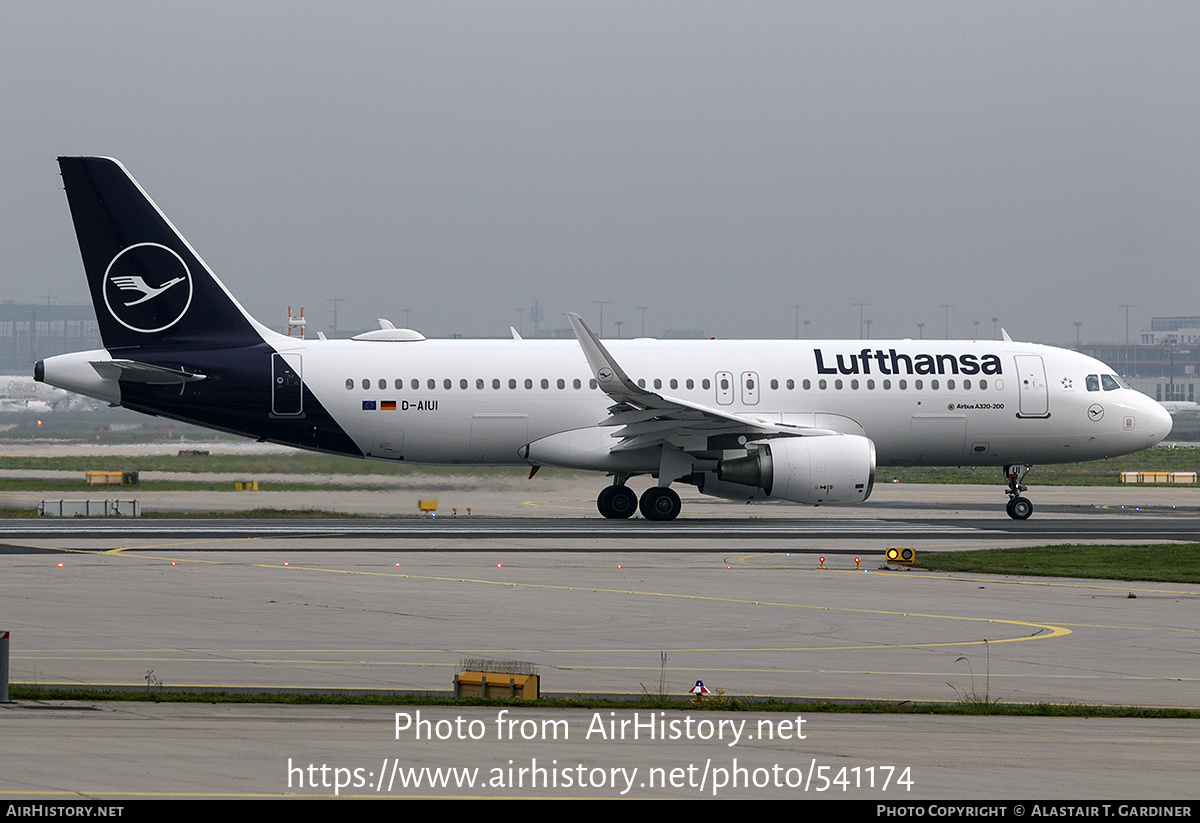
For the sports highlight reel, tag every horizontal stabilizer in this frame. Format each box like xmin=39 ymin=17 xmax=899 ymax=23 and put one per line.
xmin=90 ymin=359 xmax=207 ymax=385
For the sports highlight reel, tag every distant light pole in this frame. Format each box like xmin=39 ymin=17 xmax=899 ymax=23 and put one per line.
xmin=614 ymin=320 xmax=623 ymax=339
xmin=1074 ymin=321 xmax=1083 ymax=348
xmin=637 ymin=306 xmax=647 ymax=337
xmin=514 ymin=307 xmax=524 ymax=335
xmin=940 ymin=304 xmax=952 ymax=339
xmin=1119 ymin=303 xmax=1135 ymax=376
xmin=530 ymin=299 xmax=544 ymax=338
xmin=864 ymin=318 xmax=872 ymax=339
xmin=917 ymin=322 xmax=925 ymax=339
xmin=328 ymin=297 xmax=344 ymax=335
xmin=803 ymin=319 xmax=810 ymax=339
xmin=972 ymin=320 xmax=980 ymax=340
xmin=991 ymin=317 xmax=999 ymax=339
xmin=593 ymin=300 xmax=610 ymax=337
xmin=853 ymin=302 xmax=870 ymax=339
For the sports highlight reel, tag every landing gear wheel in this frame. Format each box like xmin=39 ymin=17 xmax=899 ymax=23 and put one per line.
xmin=639 ymin=487 xmax=682 ymax=521
xmin=597 ymin=485 xmax=637 ymax=519
xmin=1006 ymin=496 xmax=1033 ymax=520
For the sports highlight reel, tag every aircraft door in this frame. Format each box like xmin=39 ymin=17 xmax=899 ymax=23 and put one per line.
xmin=740 ymin=371 xmax=759 ymax=405
xmin=1014 ymin=354 xmax=1049 ymax=418
xmin=271 ymin=352 xmax=303 ymax=416
xmin=715 ymin=372 xmax=734 ymax=405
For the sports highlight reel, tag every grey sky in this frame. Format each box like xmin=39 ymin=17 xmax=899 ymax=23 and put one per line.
xmin=2 ymin=2 xmax=1197 ymax=344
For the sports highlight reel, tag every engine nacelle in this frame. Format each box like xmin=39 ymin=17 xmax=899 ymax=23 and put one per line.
xmin=713 ymin=435 xmax=875 ymax=505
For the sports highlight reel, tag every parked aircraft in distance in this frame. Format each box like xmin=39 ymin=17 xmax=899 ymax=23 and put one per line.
xmin=36 ymin=157 xmax=1172 ymax=520
xmin=0 ymin=375 xmax=88 ymax=413
xmin=1158 ymin=400 xmax=1200 ymax=417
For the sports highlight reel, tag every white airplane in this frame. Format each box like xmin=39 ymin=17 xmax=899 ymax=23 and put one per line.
xmin=36 ymin=157 xmax=1172 ymax=520
xmin=0 ymin=374 xmax=81 ymax=413
xmin=1158 ymin=400 xmax=1200 ymax=417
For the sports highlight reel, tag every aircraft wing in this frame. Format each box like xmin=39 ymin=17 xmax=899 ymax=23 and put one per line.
xmin=567 ymin=312 xmax=837 ymax=453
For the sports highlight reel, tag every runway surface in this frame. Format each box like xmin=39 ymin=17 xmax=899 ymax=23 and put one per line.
xmin=2 ymin=482 xmax=1197 ymax=798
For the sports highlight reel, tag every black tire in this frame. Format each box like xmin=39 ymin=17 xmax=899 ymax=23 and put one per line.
xmin=609 ymin=486 xmax=637 ymax=519
xmin=598 ymin=485 xmax=637 ymax=519
xmin=1007 ymin=496 xmax=1033 ymax=520
xmin=640 ymin=487 xmax=681 ymax=521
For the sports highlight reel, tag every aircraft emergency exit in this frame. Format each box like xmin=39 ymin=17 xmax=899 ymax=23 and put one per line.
xmin=36 ymin=157 xmax=1173 ymax=520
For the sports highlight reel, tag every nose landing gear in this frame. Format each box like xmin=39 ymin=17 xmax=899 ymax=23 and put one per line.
xmin=1004 ymin=464 xmax=1034 ymax=520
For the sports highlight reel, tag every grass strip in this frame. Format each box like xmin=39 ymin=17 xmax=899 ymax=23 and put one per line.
xmin=915 ymin=543 xmax=1200 ymax=584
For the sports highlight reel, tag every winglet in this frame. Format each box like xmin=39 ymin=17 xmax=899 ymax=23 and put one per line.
xmin=1001 ymin=328 xmax=1013 ymax=342
xmin=510 ymin=326 xmax=523 ymax=340
xmin=566 ymin=312 xmax=650 ymax=403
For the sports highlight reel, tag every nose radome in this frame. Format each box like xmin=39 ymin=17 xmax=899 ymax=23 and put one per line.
xmin=1145 ymin=398 xmax=1173 ymax=446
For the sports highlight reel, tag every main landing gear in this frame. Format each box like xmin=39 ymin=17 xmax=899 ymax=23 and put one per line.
xmin=1003 ymin=464 xmax=1034 ymax=520
xmin=596 ymin=477 xmax=682 ymax=521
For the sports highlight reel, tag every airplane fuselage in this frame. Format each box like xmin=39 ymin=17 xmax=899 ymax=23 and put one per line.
xmin=42 ymin=334 xmax=1168 ymax=471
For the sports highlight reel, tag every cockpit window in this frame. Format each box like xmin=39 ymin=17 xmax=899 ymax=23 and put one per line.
xmin=1086 ymin=374 xmax=1100 ymax=392
xmin=1101 ymin=374 xmax=1121 ymax=391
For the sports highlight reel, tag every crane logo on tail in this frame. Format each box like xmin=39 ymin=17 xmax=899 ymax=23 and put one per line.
xmin=103 ymin=243 xmax=194 ymax=333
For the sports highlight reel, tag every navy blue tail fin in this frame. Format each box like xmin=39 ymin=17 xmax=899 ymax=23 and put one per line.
xmin=58 ymin=156 xmax=265 ymax=351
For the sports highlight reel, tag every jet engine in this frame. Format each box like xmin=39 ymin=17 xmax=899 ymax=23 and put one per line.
xmin=694 ymin=434 xmax=876 ymax=505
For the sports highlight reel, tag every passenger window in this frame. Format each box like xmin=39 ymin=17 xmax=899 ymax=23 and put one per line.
xmin=557 ymin=378 xmax=565 ymax=389
xmin=670 ymin=379 xmax=678 ymax=389
xmin=509 ymin=379 xmax=517 ymax=389
xmin=867 ymin=379 xmax=875 ymax=390
xmin=914 ymin=379 xmax=922 ymax=390
xmin=573 ymin=379 xmax=581 ymax=389
xmin=686 ymin=379 xmax=695 ymax=390
xmin=378 ymin=379 xmax=386 ymax=390
xmin=638 ymin=378 xmax=646 ymax=388
xmin=819 ymin=379 xmax=827 ymax=390
xmin=395 ymin=379 xmax=403 ymax=390
xmin=345 ymin=379 xmax=354 ymax=390
xmin=476 ymin=379 xmax=484 ymax=390
xmin=883 ymin=379 xmax=891 ymax=389
xmin=362 ymin=378 xmax=370 ymax=389
xmin=979 ymin=379 xmax=987 ymax=390
xmin=702 ymin=379 xmax=710 ymax=390
xmin=963 ymin=379 xmax=971 ymax=389
xmin=851 ymin=379 xmax=859 ymax=390
xmin=524 ymin=378 xmax=533 ymax=389
xmin=786 ymin=379 xmax=794 ymax=390
xmin=460 ymin=379 xmax=468 ymax=390
xmin=899 ymin=379 xmax=907 ymax=390
xmin=540 ymin=378 xmax=549 ymax=389
xmin=654 ymin=379 xmax=662 ymax=389
xmin=492 ymin=379 xmax=501 ymax=390
xmin=590 ymin=379 xmax=598 ymax=389
xmin=411 ymin=379 xmax=419 ymax=390
xmin=802 ymin=379 xmax=811 ymax=390
xmin=931 ymin=379 xmax=939 ymax=390
xmin=444 ymin=379 xmax=452 ymax=390
xmin=427 ymin=379 xmax=435 ymax=390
